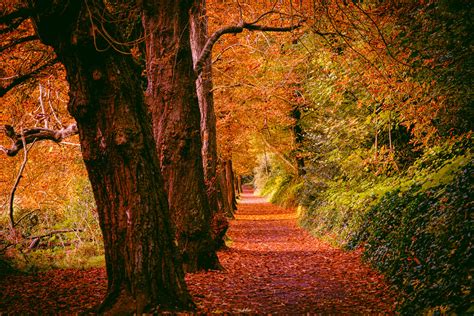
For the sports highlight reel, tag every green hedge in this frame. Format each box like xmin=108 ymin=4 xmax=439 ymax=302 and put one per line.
xmin=263 ymin=141 xmax=474 ymax=313
xmin=351 ymin=161 xmax=473 ymax=314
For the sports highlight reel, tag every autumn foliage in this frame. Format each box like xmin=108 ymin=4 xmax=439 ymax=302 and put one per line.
xmin=1 ymin=0 xmax=472 ymax=314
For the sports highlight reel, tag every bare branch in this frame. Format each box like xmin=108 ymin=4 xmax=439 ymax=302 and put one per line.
xmin=323 ymin=4 xmax=389 ymax=82
xmin=311 ymin=26 xmax=350 ymax=39
xmin=261 ymin=135 xmax=297 ymax=173
xmin=0 ymin=8 xmax=31 ymax=35
xmin=0 ymin=8 xmax=31 ymax=24
xmin=38 ymin=84 xmax=49 ymax=128
xmin=28 ymin=229 xmax=84 ymax=249
xmin=15 ymin=209 xmax=39 ymax=227
xmin=28 ymin=229 xmax=84 ymax=240
xmin=0 ymin=58 xmax=59 ymax=97
xmin=248 ymin=10 xmax=302 ymax=26
xmin=9 ymin=133 xmax=32 ymax=228
xmin=195 ymin=17 xmax=305 ymax=75
xmin=352 ymin=2 xmax=411 ymax=68
xmin=0 ymin=123 xmax=78 ymax=157
xmin=243 ymin=22 xmax=302 ymax=32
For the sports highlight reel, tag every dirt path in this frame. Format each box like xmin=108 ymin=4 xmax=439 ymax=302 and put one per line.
xmin=0 ymin=187 xmax=397 ymax=314
xmin=186 ymin=187 xmax=397 ymax=313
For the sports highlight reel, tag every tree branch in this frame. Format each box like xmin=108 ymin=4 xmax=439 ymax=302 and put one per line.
xmin=28 ymin=229 xmax=84 ymax=249
xmin=28 ymin=229 xmax=84 ymax=240
xmin=0 ymin=123 xmax=78 ymax=157
xmin=0 ymin=8 xmax=31 ymax=35
xmin=0 ymin=8 xmax=31 ymax=24
xmin=261 ymin=135 xmax=297 ymax=173
xmin=352 ymin=2 xmax=411 ymax=68
xmin=0 ymin=58 xmax=58 ymax=97
xmin=15 ymin=209 xmax=39 ymax=227
xmin=243 ymin=22 xmax=301 ymax=32
xmin=9 ymin=133 xmax=32 ymax=228
xmin=194 ymin=18 xmax=305 ymax=75
xmin=0 ymin=35 xmax=38 ymax=53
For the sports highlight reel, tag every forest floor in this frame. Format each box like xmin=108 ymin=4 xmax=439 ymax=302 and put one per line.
xmin=0 ymin=187 xmax=398 ymax=314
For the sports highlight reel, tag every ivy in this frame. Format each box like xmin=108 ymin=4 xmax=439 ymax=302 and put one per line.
xmin=352 ymin=161 xmax=473 ymax=314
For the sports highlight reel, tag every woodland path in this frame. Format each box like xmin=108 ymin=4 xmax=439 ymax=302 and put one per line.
xmin=186 ymin=186 xmax=397 ymax=313
xmin=0 ymin=187 xmax=397 ymax=314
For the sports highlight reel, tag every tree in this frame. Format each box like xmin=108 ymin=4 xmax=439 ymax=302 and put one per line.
xmin=190 ymin=0 xmax=230 ymax=248
xmin=19 ymin=1 xmax=193 ymax=312
xmin=139 ymin=0 xmax=305 ymax=269
xmin=203 ymin=1 xmax=306 ymax=183
xmin=2 ymin=1 xmax=307 ymax=310
xmin=141 ymin=0 xmax=220 ymax=272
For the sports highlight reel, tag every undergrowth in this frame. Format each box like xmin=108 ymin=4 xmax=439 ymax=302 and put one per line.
xmin=352 ymin=163 xmax=473 ymax=314
xmin=0 ymin=177 xmax=103 ymax=273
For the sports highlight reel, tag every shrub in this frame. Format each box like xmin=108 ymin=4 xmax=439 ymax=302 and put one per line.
xmin=352 ymin=161 xmax=473 ymax=314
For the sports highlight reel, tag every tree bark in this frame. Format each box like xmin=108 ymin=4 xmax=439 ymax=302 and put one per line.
xmin=234 ymin=174 xmax=239 ymax=198
xmin=237 ymin=175 xmax=243 ymax=194
xmin=142 ymin=0 xmax=220 ymax=272
xmin=224 ymin=160 xmax=238 ymax=211
xmin=291 ymin=104 xmax=306 ymax=176
xmin=217 ymin=162 xmax=234 ymax=217
xmin=190 ymin=0 xmax=229 ymax=250
xmin=27 ymin=1 xmax=193 ymax=312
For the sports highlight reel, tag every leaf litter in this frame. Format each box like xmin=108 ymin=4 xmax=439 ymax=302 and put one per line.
xmin=186 ymin=188 xmax=398 ymax=314
xmin=0 ymin=188 xmax=398 ymax=314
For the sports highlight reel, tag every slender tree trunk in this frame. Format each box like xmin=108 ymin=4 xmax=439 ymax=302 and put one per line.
xmin=237 ymin=175 xmax=243 ymax=194
xmin=225 ymin=160 xmax=237 ymax=211
xmin=291 ymin=105 xmax=306 ymax=176
xmin=234 ymin=174 xmax=240 ymax=198
xmin=217 ymin=162 xmax=234 ymax=217
xmin=388 ymin=111 xmax=393 ymax=152
xmin=190 ymin=0 xmax=229 ymax=249
xmin=142 ymin=0 xmax=220 ymax=272
xmin=28 ymin=1 xmax=193 ymax=312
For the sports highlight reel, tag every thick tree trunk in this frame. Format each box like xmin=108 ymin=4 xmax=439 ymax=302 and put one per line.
xmin=190 ymin=0 xmax=229 ymax=249
xmin=142 ymin=0 xmax=220 ymax=272
xmin=28 ymin=1 xmax=193 ymax=313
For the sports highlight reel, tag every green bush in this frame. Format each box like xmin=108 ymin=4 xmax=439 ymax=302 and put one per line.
xmin=351 ymin=161 xmax=473 ymax=314
xmin=254 ymin=154 xmax=302 ymax=207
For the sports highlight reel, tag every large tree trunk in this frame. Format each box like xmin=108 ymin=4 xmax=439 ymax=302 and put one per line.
xmin=28 ymin=1 xmax=193 ymax=313
xmin=190 ymin=0 xmax=229 ymax=249
xmin=142 ymin=0 xmax=220 ymax=272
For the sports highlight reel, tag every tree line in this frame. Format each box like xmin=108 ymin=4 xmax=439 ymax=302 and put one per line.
xmin=0 ymin=0 xmax=304 ymax=312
